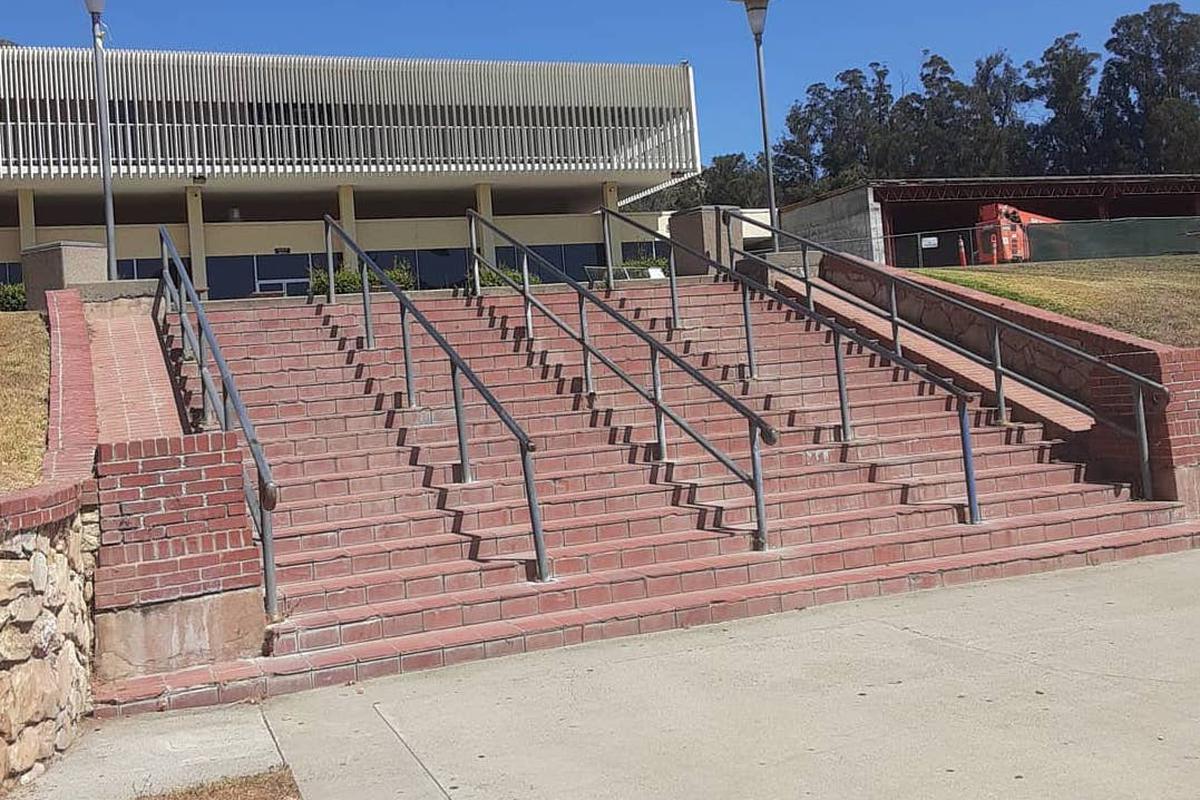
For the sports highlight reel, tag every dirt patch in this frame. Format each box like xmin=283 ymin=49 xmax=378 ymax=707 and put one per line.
xmin=134 ymin=768 xmax=301 ymax=800
xmin=917 ymin=255 xmax=1200 ymax=347
xmin=0 ymin=311 xmax=50 ymax=492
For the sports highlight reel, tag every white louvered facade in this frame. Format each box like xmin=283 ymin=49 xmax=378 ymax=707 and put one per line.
xmin=0 ymin=47 xmax=701 ymax=182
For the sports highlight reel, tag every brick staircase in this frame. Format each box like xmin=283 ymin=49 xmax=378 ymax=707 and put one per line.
xmin=94 ymin=276 xmax=1200 ymax=714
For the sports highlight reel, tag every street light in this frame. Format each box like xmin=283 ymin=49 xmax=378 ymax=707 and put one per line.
xmin=729 ymin=0 xmax=780 ymax=252
xmin=85 ymin=0 xmax=118 ymax=280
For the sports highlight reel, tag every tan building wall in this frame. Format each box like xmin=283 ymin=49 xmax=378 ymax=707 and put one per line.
xmin=1 ymin=213 xmax=672 ymax=264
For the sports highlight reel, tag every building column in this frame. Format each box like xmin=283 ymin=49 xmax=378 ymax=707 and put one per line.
xmin=17 ymin=188 xmax=36 ymax=253
xmin=185 ymin=186 xmax=208 ymax=295
xmin=602 ymin=181 xmax=622 ymax=266
xmin=474 ymin=183 xmax=496 ymax=269
xmin=338 ymin=185 xmax=358 ymax=272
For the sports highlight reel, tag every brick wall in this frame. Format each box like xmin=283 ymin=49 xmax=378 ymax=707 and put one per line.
xmin=819 ymin=251 xmax=1200 ymax=508
xmin=93 ymin=433 xmax=262 ymax=611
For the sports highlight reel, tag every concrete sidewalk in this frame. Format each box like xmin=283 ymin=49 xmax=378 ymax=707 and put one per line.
xmin=19 ymin=551 xmax=1200 ymax=800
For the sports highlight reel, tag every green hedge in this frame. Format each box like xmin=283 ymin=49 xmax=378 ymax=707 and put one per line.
xmin=0 ymin=283 xmax=26 ymax=312
xmin=310 ymin=260 xmax=416 ymax=295
xmin=620 ymin=256 xmax=669 ymax=279
xmin=482 ymin=265 xmax=543 ymax=288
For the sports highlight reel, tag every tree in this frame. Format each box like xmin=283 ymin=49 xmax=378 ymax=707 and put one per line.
xmin=1098 ymin=3 xmax=1200 ymax=171
xmin=967 ymin=51 xmax=1034 ymax=175
xmin=0 ymin=39 xmax=17 ymax=47
xmin=1026 ymin=34 xmax=1101 ymax=174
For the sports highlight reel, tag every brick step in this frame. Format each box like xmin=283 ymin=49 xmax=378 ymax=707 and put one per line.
xmin=227 ymin=345 xmax=900 ymax=411
xmin=272 ymin=461 xmax=1108 ymax=583
xmin=249 ymin=376 xmax=956 ymax=448
xmin=93 ymin=518 xmax=1200 ymax=718
xmin=266 ymin=501 xmax=1187 ymax=656
xmin=272 ymin=479 xmax=1142 ymax=618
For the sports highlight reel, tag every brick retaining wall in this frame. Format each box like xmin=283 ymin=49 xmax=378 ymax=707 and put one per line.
xmin=819 ymin=252 xmax=1200 ymax=510
xmin=93 ymin=433 xmax=262 ymax=611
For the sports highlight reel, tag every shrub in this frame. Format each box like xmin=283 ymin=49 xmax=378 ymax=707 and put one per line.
xmin=310 ymin=258 xmax=416 ymax=295
xmin=481 ymin=265 xmax=543 ymax=288
xmin=0 ymin=283 xmax=26 ymax=312
xmin=620 ymin=256 xmax=669 ymax=279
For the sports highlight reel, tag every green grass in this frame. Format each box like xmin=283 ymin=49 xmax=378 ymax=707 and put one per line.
xmin=917 ymin=255 xmax=1200 ymax=347
xmin=0 ymin=311 xmax=49 ymax=492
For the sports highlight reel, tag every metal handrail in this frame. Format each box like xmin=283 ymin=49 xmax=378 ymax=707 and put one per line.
xmin=724 ymin=209 xmax=1169 ymax=499
xmin=603 ymin=207 xmax=986 ymax=524
xmin=152 ymin=226 xmax=282 ymax=619
xmin=322 ymin=215 xmax=551 ymax=582
xmin=467 ymin=210 xmax=781 ymax=550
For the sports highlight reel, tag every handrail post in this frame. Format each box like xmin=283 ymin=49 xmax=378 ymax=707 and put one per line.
xmin=520 ymin=441 xmax=552 ymax=582
xmin=749 ymin=421 xmax=769 ymax=551
xmin=802 ymin=244 xmax=814 ymax=312
xmin=1133 ymin=383 xmax=1154 ymax=500
xmin=888 ymin=279 xmax=902 ymax=358
xmin=259 ymin=476 xmax=279 ymax=620
xmin=359 ymin=241 xmax=375 ymax=349
xmin=958 ymin=399 xmax=982 ymax=524
xmin=468 ymin=214 xmax=482 ymax=297
xmin=991 ymin=325 xmax=1007 ymax=423
xmin=833 ymin=331 xmax=853 ymax=441
xmin=741 ymin=279 xmax=758 ymax=379
xmin=601 ymin=211 xmax=615 ymax=290
xmin=221 ymin=382 xmax=234 ymax=432
xmin=160 ymin=238 xmax=175 ymax=313
xmin=578 ymin=295 xmax=595 ymax=395
xmin=667 ymin=244 xmax=682 ymax=330
xmin=521 ymin=250 xmax=534 ymax=341
xmin=324 ymin=220 xmax=336 ymax=305
xmin=451 ymin=362 xmax=473 ymax=483
xmin=650 ymin=346 xmax=668 ymax=461
xmin=197 ymin=334 xmax=210 ymax=426
xmin=400 ymin=304 xmax=418 ymax=409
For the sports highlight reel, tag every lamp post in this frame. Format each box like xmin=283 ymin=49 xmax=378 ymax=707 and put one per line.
xmin=730 ymin=0 xmax=780 ymax=252
xmin=86 ymin=0 xmax=118 ymax=280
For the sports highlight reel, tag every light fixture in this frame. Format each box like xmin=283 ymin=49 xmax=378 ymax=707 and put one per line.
xmin=730 ymin=0 xmax=770 ymax=39
xmin=84 ymin=0 xmax=106 ymax=15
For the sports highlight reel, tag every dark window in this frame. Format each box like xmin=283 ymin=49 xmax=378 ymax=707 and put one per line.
xmin=255 ymin=253 xmax=310 ymax=281
xmin=562 ymin=243 xmax=606 ymax=281
xmin=207 ymin=256 xmax=256 ymax=300
xmin=0 ymin=263 xmax=22 ymax=285
xmin=415 ymin=248 xmax=468 ymax=289
xmin=117 ymin=258 xmax=168 ymax=280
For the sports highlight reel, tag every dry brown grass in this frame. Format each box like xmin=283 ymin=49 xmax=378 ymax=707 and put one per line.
xmin=918 ymin=254 xmax=1200 ymax=347
xmin=0 ymin=311 xmax=49 ymax=492
xmin=134 ymin=768 xmax=301 ymax=800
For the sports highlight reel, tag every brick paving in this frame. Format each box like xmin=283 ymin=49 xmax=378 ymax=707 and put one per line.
xmin=87 ymin=310 xmax=182 ymax=444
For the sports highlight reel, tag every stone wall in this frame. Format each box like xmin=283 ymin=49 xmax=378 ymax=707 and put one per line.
xmin=0 ymin=289 xmax=99 ymax=789
xmin=0 ymin=507 xmax=98 ymax=789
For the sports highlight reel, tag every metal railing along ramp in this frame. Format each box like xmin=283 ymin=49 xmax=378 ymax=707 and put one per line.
xmin=722 ymin=210 xmax=1170 ymax=501
xmin=154 ymin=226 xmax=282 ymax=617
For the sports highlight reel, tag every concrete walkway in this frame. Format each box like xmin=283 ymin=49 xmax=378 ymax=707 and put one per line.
xmin=19 ymin=551 xmax=1200 ymax=800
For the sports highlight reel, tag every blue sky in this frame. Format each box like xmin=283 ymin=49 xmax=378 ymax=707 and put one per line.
xmin=6 ymin=0 xmax=1156 ymax=162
